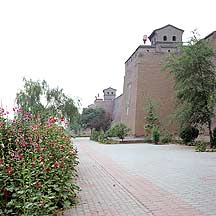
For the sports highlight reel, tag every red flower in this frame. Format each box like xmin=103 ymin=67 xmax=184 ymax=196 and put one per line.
xmin=59 ymin=163 xmax=63 ymax=168
xmin=39 ymin=156 xmax=44 ymax=162
xmin=32 ymin=162 xmax=35 ymax=166
xmin=3 ymin=188 xmax=9 ymax=196
xmin=48 ymin=117 xmax=55 ymax=124
xmin=16 ymin=154 xmax=23 ymax=159
xmin=34 ymin=183 xmax=42 ymax=189
xmin=53 ymin=161 xmax=59 ymax=168
xmin=61 ymin=157 xmax=65 ymax=162
xmin=21 ymin=143 xmax=27 ymax=147
xmin=7 ymin=166 xmax=12 ymax=175
xmin=37 ymin=147 xmax=41 ymax=153
xmin=0 ymin=159 xmax=4 ymax=164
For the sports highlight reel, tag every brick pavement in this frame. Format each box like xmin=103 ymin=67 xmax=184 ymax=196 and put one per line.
xmin=65 ymin=138 xmax=206 ymax=216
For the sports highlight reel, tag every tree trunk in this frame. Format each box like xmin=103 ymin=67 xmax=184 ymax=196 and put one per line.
xmin=208 ymin=120 xmax=213 ymax=148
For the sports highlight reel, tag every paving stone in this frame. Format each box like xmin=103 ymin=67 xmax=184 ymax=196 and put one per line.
xmin=65 ymin=138 xmax=215 ymax=216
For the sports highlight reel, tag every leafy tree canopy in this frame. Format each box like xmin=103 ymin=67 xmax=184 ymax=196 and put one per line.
xmin=81 ymin=107 xmax=112 ymax=132
xmin=16 ymin=78 xmax=79 ymax=125
xmin=165 ymin=32 xmax=216 ymax=146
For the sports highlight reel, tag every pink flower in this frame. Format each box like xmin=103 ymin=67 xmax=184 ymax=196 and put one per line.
xmin=37 ymin=147 xmax=41 ymax=153
xmin=32 ymin=162 xmax=35 ymax=167
xmin=53 ymin=161 xmax=59 ymax=168
xmin=7 ymin=166 xmax=12 ymax=175
xmin=21 ymin=143 xmax=25 ymax=147
xmin=48 ymin=117 xmax=55 ymax=124
xmin=34 ymin=183 xmax=42 ymax=189
xmin=39 ymin=156 xmax=44 ymax=162
xmin=16 ymin=154 xmax=22 ymax=159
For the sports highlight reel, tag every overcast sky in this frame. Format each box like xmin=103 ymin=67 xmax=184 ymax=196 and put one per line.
xmin=0 ymin=0 xmax=215 ymax=111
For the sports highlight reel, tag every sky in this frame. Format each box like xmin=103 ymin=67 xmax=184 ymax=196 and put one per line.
xmin=0 ymin=0 xmax=216 ymax=111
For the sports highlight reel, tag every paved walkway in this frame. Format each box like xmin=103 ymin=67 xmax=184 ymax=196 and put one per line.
xmin=65 ymin=138 xmax=216 ymax=216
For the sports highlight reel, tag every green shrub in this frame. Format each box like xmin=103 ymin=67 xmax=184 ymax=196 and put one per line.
xmin=90 ymin=129 xmax=100 ymax=141
xmin=144 ymin=99 xmax=159 ymax=136
xmin=90 ymin=130 xmax=108 ymax=143
xmin=195 ymin=141 xmax=207 ymax=152
xmin=107 ymin=123 xmax=130 ymax=141
xmin=161 ymin=131 xmax=173 ymax=144
xmin=97 ymin=132 xmax=108 ymax=144
xmin=179 ymin=126 xmax=199 ymax=144
xmin=152 ymin=127 xmax=160 ymax=144
xmin=0 ymin=108 xmax=79 ymax=215
xmin=212 ymin=127 xmax=216 ymax=148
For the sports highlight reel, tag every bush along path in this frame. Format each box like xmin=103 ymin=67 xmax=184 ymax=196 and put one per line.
xmin=0 ymin=108 xmax=79 ymax=216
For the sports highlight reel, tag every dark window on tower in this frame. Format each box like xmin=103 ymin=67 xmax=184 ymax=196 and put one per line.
xmin=107 ymin=92 xmax=109 ymax=94
xmin=163 ymin=36 xmax=167 ymax=41
xmin=172 ymin=36 xmax=176 ymax=41
xmin=111 ymin=92 xmax=113 ymax=94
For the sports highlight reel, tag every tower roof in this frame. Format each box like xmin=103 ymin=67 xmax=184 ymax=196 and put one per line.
xmin=148 ymin=24 xmax=184 ymax=41
xmin=103 ymin=87 xmax=117 ymax=92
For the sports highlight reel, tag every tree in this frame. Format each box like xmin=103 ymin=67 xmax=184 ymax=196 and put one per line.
xmin=165 ymin=32 xmax=216 ymax=147
xmin=107 ymin=123 xmax=130 ymax=141
xmin=16 ymin=78 xmax=78 ymax=125
xmin=144 ymin=99 xmax=159 ymax=136
xmin=81 ymin=107 xmax=112 ymax=132
xmin=70 ymin=113 xmax=82 ymax=135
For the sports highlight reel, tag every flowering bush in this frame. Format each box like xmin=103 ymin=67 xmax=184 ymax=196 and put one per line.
xmin=0 ymin=108 xmax=79 ymax=215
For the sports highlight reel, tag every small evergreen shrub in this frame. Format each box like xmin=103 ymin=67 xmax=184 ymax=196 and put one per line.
xmin=212 ymin=127 xmax=216 ymax=148
xmin=195 ymin=141 xmax=207 ymax=152
xmin=144 ymin=99 xmax=159 ymax=136
xmin=107 ymin=123 xmax=130 ymax=141
xmin=179 ymin=126 xmax=199 ymax=144
xmin=152 ymin=127 xmax=160 ymax=144
xmin=161 ymin=131 xmax=173 ymax=144
xmin=90 ymin=129 xmax=100 ymax=141
xmin=97 ymin=132 xmax=108 ymax=144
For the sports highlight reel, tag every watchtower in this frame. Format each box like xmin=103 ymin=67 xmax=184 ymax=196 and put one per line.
xmin=103 ymin=87 xmax=116 ymax=100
